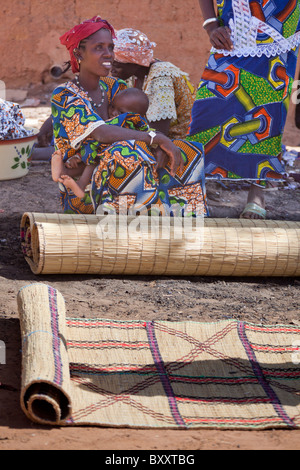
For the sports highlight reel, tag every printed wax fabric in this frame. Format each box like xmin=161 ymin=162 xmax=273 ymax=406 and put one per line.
xmin=0 ymin=99 xmax=33 ymax=140
xmin=51 ymin=77 xmax=208 ymax=216
xmin=187 ymin=0 xmax=300 ymax=184
xmin=51 ymin=77 xmax=127 ymax=165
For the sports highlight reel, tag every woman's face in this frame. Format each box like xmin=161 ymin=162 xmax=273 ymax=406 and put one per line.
xmin=79 ymin=29 xmax=114 ymax=77
xmin=111 ymin=61 xmax=137 ymax=80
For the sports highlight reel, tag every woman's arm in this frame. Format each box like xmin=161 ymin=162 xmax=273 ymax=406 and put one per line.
xmin=91 ymin=124 xmax=184 ymax=176
xmin=37 ymin=116 xmax=53 ymax=147
xmin=198 ymin=0 xmax=233 ymax=51
xmin=198 ymin=0 xmax=217 ymax=20
xmin=149 ymin=118 xmax=171 ymax=137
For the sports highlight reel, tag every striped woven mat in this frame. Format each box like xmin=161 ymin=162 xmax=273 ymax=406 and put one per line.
xmin=18 ymin=283 xmax=300 ymax=429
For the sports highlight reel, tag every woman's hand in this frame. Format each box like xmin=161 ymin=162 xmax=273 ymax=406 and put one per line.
xmin=152 ymin=147 xmax=168 ymax=171
xmin=155 ymin=135 xmax=184 ymax=176
xmin=205 ymin=22 xmax=233 ymax=51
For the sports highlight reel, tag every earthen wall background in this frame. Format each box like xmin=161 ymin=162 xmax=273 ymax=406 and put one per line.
xmin=1 ymin=0 xmax=210 ymax=89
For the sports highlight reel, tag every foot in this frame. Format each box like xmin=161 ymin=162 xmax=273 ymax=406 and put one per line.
xmin=240 ymin=202 xmax=266 ymax=219
xmin=51 ymin=150 xmax=64 ymax=182
xmin=240 ymin=184 xmax=266 ymax=219
xmin=59 ymin=175 xmax=85 ymax=199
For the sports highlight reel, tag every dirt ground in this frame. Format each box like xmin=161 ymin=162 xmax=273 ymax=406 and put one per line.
xmin=0 ymin=98 xmax=300 ymax=450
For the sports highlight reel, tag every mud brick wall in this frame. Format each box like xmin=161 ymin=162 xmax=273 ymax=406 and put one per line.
xmin=1 ymin=0 xmax=211 ymax=89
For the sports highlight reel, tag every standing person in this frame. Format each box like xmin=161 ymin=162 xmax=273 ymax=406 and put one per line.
xmin=51 ymin=16 xmax=208 ymax=217
xmin=111 ymin=28 xmax=196 ymax=140
xmin=187 ymin=0 xmax=300 ymax=219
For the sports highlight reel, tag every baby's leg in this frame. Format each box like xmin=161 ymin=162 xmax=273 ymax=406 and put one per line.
xmin=59 ymin=175 xmax=85 ymax=199
xmin=51 ymin=150 xmax=84 ymax=181
xmin=51 ymin=150 xmax=64 ymax=182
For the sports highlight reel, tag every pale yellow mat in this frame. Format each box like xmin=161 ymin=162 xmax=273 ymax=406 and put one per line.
xmin=20 ymin=213 xmax=300 ymax=276
xmin=18 ymin=283 xmax=300 ymax=429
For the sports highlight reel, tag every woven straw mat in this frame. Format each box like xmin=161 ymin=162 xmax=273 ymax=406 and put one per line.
xmin=17 ymin=283 xmax=300 ymax=429
xmin=20 ymin=213 xmax=300 ymax=276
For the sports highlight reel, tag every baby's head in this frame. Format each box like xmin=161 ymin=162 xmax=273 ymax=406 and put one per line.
xmin=108 ymin=88 xmax=149 ymax=118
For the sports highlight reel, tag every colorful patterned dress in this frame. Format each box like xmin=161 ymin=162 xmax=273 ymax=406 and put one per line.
xmin=187 ymin=0 xmax=300 ymax=184
xmin=51 ymin=76 xmax=208 ymax=216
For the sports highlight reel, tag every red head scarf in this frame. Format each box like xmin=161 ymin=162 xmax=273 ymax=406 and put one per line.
xmin=60 ymin=15 xmax=115 ymax=73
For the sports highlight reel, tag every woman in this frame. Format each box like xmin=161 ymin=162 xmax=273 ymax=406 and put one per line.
xmin=51 ymin=16 xmax=208 ymax=217
xmin=187 ymin=0 xmax=300 ymax=219
xmin=111 ymin=28 xmax=195 ymax=140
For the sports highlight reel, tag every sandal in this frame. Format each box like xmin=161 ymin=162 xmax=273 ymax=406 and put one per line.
xmin=240 ymin=202 xmax=266 ymax=219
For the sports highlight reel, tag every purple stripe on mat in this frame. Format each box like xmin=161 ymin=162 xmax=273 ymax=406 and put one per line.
xmin=48 ymin=286 xmax=63 ymax=386
xmin=238 ymin=321 xmax=295 ymax=427
xmin=146 ymin=321 xmax=186 ymax=427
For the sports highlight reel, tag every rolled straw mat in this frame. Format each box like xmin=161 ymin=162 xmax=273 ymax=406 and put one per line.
xmin=20 ymin=212 xmax=300 ymax=276
xmin=18 ymin=283 xmax=300 ymax=429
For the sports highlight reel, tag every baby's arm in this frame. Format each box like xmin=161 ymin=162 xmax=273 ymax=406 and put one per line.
xmin=65 ymin=154 xmax=82 ymax=169
xmin=76 ymin=163 xmax=97 ymax=190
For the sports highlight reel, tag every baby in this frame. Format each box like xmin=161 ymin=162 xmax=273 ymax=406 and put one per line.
xmin=108 ymin=87 xmax=149 ymax=118
xmin=51 ymin=88 xmax=150 ymax=198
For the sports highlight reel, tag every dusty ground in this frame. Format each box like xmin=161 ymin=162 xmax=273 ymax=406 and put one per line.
xmin=0 ymin=100 xmax=300 ymax=450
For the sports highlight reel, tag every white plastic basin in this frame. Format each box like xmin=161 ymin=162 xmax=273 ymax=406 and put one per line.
xmin=0 ymin=128 xmax=39 ymax=180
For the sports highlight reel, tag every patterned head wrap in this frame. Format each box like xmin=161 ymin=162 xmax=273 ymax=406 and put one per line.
xmin=60 ymin=15 xmax=116 ymax=73
xmin=113 ymin=28 xmax=156 ymax=67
